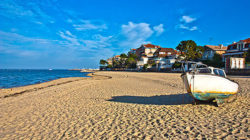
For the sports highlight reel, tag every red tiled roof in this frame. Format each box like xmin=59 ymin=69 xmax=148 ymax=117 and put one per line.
xmin=240 ymin=38 xmax=250 ymax=43
xmin=154 ymin=48 xmax=176 ymax=57
xmin=228 ymin=38 xmax=250 ymax=46
xmin=205 ymin=45 xmax=227 ymax=50
xmin=158 ymin=48 xmax=175 ymax=52
xmin=143 ymin=44 xmax=161 ymax=48
xmin=131 ymin=49 xmax=136 ymax=50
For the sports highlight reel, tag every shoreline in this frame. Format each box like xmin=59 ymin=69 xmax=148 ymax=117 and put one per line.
xmin=0 ymin=71 xmax=111 ymax=99
xmin=0 ymin=71 xmax=249 ymax=139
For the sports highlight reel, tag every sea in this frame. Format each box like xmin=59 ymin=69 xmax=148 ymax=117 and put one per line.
xmin=0 ymin=69 xmax=90 ymax=89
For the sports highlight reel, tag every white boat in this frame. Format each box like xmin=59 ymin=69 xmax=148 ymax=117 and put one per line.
xmin=181 ymin=63 xmax=239 ymax=105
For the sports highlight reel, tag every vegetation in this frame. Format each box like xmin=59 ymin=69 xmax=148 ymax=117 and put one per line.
xmin=245 ymin=48 xmax=250 ymax=63
xmin=147 ymin=59 xmax=156 ymax=67
xmin=100 ymin=59 xmax=108 ymax=65
xmin=143 ymin=64 xmax=148 ymax=71
xmin=202 ymin=53 xmax=224 ymax=68
xmin=102 ymin=53 xmax=138 ymax=70
xmin=176 ymin=40 xmax=204 ymax=61
xmin=172 ymin=62 xmax=182 ymax=69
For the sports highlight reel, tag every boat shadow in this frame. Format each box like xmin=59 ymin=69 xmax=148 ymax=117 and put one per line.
xmin=108 ymin=93 xmax=196 ymax=105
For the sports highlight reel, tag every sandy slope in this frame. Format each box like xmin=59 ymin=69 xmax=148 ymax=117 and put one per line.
xmin=0 ymin=72 xmax=249 ymax=139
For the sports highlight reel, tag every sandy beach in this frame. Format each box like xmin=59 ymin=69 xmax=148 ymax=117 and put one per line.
xmin=0 ymin=71 xmax=249 ymax=139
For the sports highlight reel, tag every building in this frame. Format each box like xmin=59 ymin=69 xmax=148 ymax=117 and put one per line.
xmin=153 ymin=48 xmax=177 ymax=70
xmin=136 ymin=44 xmax=161 ymax=58
xmin=113 ymin=55 xmax=120 ymax=61
xmin=128 ymin=49 xmax=136 ymax=54
xmin=223 ymin=38 xmax=250 ymax=59
xmin=136 ymin=44 xmax=161 ymax=69
xmin=154 ymin=48 xmax=176 ymax=58
xmin=107 ymin=58 xmax=113 ymax=65
xmin=202 ymin=45 xmax=227 ymax=60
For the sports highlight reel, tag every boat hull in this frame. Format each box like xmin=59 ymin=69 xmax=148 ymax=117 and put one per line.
xmin=181 ymin=73 xmax=238 ymax=103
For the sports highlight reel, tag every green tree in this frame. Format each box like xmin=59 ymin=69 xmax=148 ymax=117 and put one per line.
xmin=126 ymin=57 xmax=137 ymax=68
xmin=172 ymin=62 xmax=182 ymax=69
xmin=120 ymin=53 xmax=128 ymax=58
xmin=176 ymin=40 xmax=204 ymax=61
xmin=202 ymin=53 xmax=224 ymax=68
xmin=143 ymin=64 xmax=148 ymax=71
xmin=119 ymin=53 xmax=128 ymax=68
xmin=148 ymin=59 xmax=156 ymax=67
xmin=100 ymin=59 xmax=108 ymax=65
xmin=245 ymin=49 xmax=250 ymax=63
xmin=112 ymin=59 xmax=120 ymax=68
xmin=107 ymin=64 xmax=112 ymax=68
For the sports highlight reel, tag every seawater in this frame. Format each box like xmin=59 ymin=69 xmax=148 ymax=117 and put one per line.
xmin=0 ymin=69 xmax=90 ymax=88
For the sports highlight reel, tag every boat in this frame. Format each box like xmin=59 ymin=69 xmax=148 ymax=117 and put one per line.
xmin=181 ymin=62 xmax=239 ymax=106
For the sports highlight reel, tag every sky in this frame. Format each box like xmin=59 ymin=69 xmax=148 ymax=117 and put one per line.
xmin=0 ymin=0 xmax=250 ymax=69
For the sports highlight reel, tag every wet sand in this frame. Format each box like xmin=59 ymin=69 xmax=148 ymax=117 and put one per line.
xmin=0 ymin=72 xmax=249 ymax=139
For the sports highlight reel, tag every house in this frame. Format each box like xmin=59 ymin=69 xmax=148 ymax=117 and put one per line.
xmin=202 ymin=45 xmax=227 ymax=60
xmin=136 ymin=44 xmax=161 ymax=69
xmin=223 ymin=38 xmax=250 ymax=59
xmin=136 ymin=56 xmax=149 ymax=70
xmin=128 ymin=49 xmax=136 ymax=54
xmin=153 ymin=48 xmax=177 ymax=71
xmin=106 ymin=55 xmax=120 ymax=66
xmin=154 ymin=48 xmax=176 ymax=58
xmin=107 ymin=58 xmax=113 ymax=65
xmin=113 ymin=55 xmax=120 ymax=61
xmin=136 ymin=44 xmax=161 ymax=58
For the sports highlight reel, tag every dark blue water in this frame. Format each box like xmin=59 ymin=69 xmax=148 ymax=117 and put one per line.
xmin=0 ymin=69 xmax=90 ymax=88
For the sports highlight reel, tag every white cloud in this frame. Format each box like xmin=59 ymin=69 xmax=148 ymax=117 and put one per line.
xmin=82 ymin=34 xmax=113 ymax=49
xmin=58 ymin=31 xmax=80 ymax=46
xmin=177 ymin=15 xmax=198 ymax=31
xmin=181 ymin=15 xmax=196 ymax=23
xmin=120 ymin=22 xmax=153 ymax=48
xmin=178 ymin=24 xmax=198 ymax=31
xmin=153 ymin=24 xmax=164 ymax=36
xmin=73 ymin=20 xmax=107 ymax=31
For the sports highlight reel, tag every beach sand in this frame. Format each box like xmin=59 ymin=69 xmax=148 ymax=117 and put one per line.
xmin=0 ymin=72 xmax=249 ymax=139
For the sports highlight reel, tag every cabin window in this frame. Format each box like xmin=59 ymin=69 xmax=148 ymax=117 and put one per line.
xmin=218 ymin=70 xmax=226 ymax=77
xmin=197 ymin=65 xmax=207 ymax=68
xmin=198 ymin=68 xmax=211 ymax=73
xmin=213 ymin=69 xmax=219 ymax=75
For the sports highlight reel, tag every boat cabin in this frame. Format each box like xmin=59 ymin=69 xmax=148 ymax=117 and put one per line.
xmin=197 ymin=67 xmax=226 ymax=77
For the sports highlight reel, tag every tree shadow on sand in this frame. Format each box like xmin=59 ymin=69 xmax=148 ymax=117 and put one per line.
xmin=107 ymin=93 xmax=196 ymax=105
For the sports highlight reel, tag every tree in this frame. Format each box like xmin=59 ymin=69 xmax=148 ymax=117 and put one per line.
xmin=120 ymin=53 xmax=128 ymax=58
xmin=143 ymin=64 xmax=148 ymax=71
xmin=126 ymin=57 xmax=137 ymax=68
xmin=202 ymin=53 xmax=224 ymax=68
xmin=172 ymin=62 xmax=182 ymax=69
xmin=100 ymin=59 xmax=108 ymax=65
xmin=107 ymin=64 xmax=112 ymax=68
xmin=176 ymin=40 xmax=204 ymax=61
xmin=119 ymin=53 xmax=128 ymax=68
xmin=124 ymin=53 xmax=138 ymax=68
xmin=245 ymin=48 xmax=250 ymax=63
xmin=112 ymin=59 xmax=120 ymax=68
xmin=148 ymin=59 xmax=156 ymax=67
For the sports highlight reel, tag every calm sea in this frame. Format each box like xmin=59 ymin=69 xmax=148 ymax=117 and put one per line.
xmin=0 ymin=69 xmax=90 ymax=88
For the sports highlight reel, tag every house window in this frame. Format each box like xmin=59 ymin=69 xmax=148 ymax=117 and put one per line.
xmin=159 ymin=52 xmax=165 ymax=54
xmin=167 ymin=52 xmax=171 ymax=55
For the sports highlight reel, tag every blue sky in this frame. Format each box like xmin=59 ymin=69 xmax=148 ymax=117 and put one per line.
xmin=0 ymin=0 xmax=249 ymax=69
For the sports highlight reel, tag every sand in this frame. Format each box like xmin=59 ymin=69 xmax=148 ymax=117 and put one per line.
xmin=0 ymin=71 xmax=249 ymax=139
